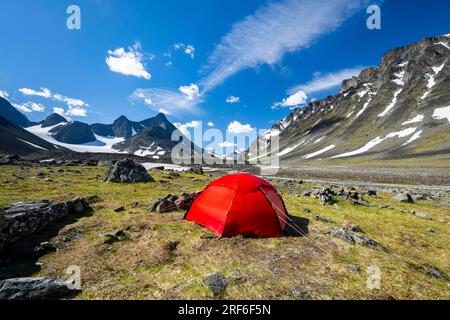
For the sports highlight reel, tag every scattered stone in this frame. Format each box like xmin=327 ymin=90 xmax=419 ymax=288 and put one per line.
xmin=114 ymin=206 xmax=125 ymax=213
xmin=201 ymin=232 xmax=219 ymax=240
xmin=426 ymin=228 xmax=435 ymax=233
xmin=342 ymin=223 xmax=362 ymax=233
xmin=167 ymin=171 xmax=181 ymax=178
xmin=188 ymin=166 xmax=204 ymax=175
xmin=393 ymin=193 xmax=414 ymax=204
xmin=414 ymin=212 xmax=432 ymax=220
xmin=367 ymin=190 xmax=377 ymax=196
xmin=175 ymin=192 xmax=200 ymax=211
xmin=132 ymin=202 xmax=140 ymax=207
xmin=87 ymin=195 xmax=101 ymax=204
xmin=328 ymin=227 xmax=380 ymax=250
xmin=203 ymin=273 xmax=228 ymax=296
xmin=164 ymin=240 xmax=180 ymax=252
xmin=302 ymin=191 xmax=312 ymax=197
xmin=105 ymin=159 xmax=154 ymax=183
xmin=103 ymin=230 xmax=128 ymax=245
xmin=315 ymin=215 xmax=332 ymax=223
xmin=36 ymin=172 xmax=46 ymax=178
xmin=0 ymin=277 xmax=76 ymax=300
xmin=289 ymin=286 xmax=308 ymax=299
xmin=149 ymin=192 xmax=200 ymax=213
xmin=318 ymin=188 xmax=335 ymax=205
xmin=345 ymin=264 xmax=361 ymax=273
xmin=59 ymin=226 xmax=83 ymax=242
xmin=0 ymin=155 xmax=19 ymax=165
xmin=303 ymin=208 xmax=311 ymax=213
xmin=423 ymin=266 xmax=448 ymax=280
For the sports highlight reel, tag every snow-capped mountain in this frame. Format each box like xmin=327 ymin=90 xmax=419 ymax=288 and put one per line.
xmin=249 ymin=35 xmax=450 ymax=165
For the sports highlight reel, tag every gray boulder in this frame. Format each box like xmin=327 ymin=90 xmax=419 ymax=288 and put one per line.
xmin=105 ymin=159 xmax=154 ymax=183
xmin=328 ymin=227 xmax=380 ymax=250
xmin=203 ymin=273 xmax=228 ymax=296
xmin=0 ymin=277 xmax=75 ymax=300
xmin=393 ymin=193 xmax=414 ymax=203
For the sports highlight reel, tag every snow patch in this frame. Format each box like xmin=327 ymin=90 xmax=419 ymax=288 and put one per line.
xmin=276 ymin=139 xmax=306 ymax=157
xmin=402 ymin=115 xmax=424 ymax=125
xmin=433 ymin=106 xmax=450 ymax=123
xmin=314 ymin=136 xmax=326 ymax=144
xmin=17 ymin=138 xmax=48 ymax=151
xmin=422 ymin=62 xmax=446 ymax=100
xmin=378 ymin=89 xmax=402 ymax=117
xmin=303 ymin=145 xmax=335 ymax=159
xmin=332 ymin=128 xmax=417 ymax=159
xmin=402 ymin=130 xmax=423 ymax=146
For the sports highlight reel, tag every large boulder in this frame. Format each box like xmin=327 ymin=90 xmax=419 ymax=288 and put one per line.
xmin=105 ymin=159 xmax=154 ymax=183
xmin=203 ymin=273 xmax=228 ymax=296
xmin=0 ymin=277 xmax=75 ymax=300
xmin=0 ymin=198 xmax=91 ymax=251
xmin=393 ymin=193 xmax=414 ymax=203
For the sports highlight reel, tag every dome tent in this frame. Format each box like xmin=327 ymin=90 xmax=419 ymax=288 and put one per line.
xmin=184 ymin=174 xmax=289 ymax=238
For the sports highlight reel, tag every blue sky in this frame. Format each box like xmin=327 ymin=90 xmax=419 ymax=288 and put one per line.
xmin=0 ymin=0 xmax=449 ymax=147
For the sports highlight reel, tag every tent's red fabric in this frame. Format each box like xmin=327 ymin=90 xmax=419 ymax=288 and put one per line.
xmin=184 ymin=173 xmax=288 ymax=238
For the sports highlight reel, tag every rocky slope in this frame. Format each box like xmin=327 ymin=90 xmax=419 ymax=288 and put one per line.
xmin=0 ymin=115 xmax=58 ymax=156
xmin=49 ymin=121 xmax=97 ymax=145
xmin=0 ymin=97 xmax=30 ymax=127
xmin=249 ymin=35 xmax=450 ymax=166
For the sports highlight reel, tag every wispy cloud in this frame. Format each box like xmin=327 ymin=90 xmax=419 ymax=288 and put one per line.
xmin=199 ymin=0 xmax=368 ymax=92
xmin=106 ymin=42 xmax=152 ymax=79
xmin=173 ymin=43 xmax=196 ymax=59
xmin=131 ymin=85 xmax=202 ymax=116
xmin=226 ymin=96 xmax=240 ymax=104
xmin=272 ymin=90 xmax=308 ymax=109
xmin=289 ymin=66 xmax=364 ymax=94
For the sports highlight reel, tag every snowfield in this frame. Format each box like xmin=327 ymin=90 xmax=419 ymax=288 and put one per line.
xmin=26 ymin=124 xmax=126 ymax=154
xmin=402 ymin=115 xmax=424 ymax=125
xmin=303 ymin=145 xmax=335 ymax=159
xmin=433 ymin=106 xmax=450 ymax=123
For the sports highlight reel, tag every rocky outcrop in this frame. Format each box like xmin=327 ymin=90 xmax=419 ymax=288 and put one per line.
xmin=105 ymin=159 xmax=154 ymax=183
xmin=149 ymin=192 xmax=200 ymax=213
xmin=393 ymin=193 xmax=414 ymax=203
xmin=50 ymin=121 xmax=96 ymax=144
xmin=203 ymin=273 xmax=228 ymax=296
xmin=0 ymin=277 xmax=75 ymax=300
xmin=0 ymin=198 xmax=91 ymax=251
xmin=41 ymin=113 xmax=67 ymax=128
xmin=328 ymin=227 xmax=380 ymax=250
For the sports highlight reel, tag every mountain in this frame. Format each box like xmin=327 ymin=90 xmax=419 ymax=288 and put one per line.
xmin=0 ymin=97 xmax=30 ymax=127
xmin=0 ymin=115 xmax=58 ymax=155
xmin=249 ymin=35 xmax=450 ymax=166
xmin=49 ymin=121 xmax=97 ymax=144
xmin=41 ymin=113 xmax=67 ymax=128
xmin=91 ymin=115 xmax=146 ymax=139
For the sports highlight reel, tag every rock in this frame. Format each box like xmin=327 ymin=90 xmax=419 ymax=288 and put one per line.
xmin=426 ymin=228 xmax=435 ymax=233
xmin=132 ymin=202 xmax=140 ymax=207
xmin=303 ymin=208 xmax=311 ymax=213
xmin=105 ymin=159 xmax=154 ymax=183
xmin=393 ymin=193 xmax=414 ymax=204
xmin=174 ymin=192 xmax=200 ymax=211
xmin=203 ymin=273 xmax=228 ymax=296
xmin=342 ymin=223 xmax=362 ymax=233
xmin=0 ymin=155 xmax=19 ymax=165
xmin=33 ymin=241 xmax=57 ymax=257
xmin=59 ymin=226 xmax=82 ymax=242
xmin=328 ymin=227 xmax=380 ymax=250
xmin=345 ymin=264 xmax=361 ymax=273
xmin=188 ymin=166 xmax=204 ymax=175
xmin=167 ymin=171 xmax=181 ymax=178
xmin=86 ymin=195 xmax=101 ymax=204
xmin=367 ymin=190 xmax=377 ymax=196
xmin=0 ymin=277 xmax=75 ymax=300
xmin=318 ymin=188 xmax=335 ymax=205
xmin=36 ymin=171 xmax=46 ymax=178
xmin=423 ymin=266 xmax=448 ymax=280
xmin=114 ymin=206 xmax=125 ymax=213
xmin=201 ymin=232 xmax=219 ymax=240
xmin=164 ymin=240 xmax=180 ymax=252
xmin=289 ymin=286 xmax=308 ymax=299
xmin=315 ymin=215 xmax=332 ymax=223
xmin=149 ymin=195 xmax=178 ymax=213
xmin=0 ymin=199 xmax=91 ymax=252
xmin=414 ymin=212 xmax=432 ymax=220
xmin=103 ymin=230 xmax=128 ymax=244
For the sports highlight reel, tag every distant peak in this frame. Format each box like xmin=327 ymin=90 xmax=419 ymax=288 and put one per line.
xmin=155 ymin=112 xmax=168 ymax=120
xmin=115 ymin=115 xmax=129 ymax=122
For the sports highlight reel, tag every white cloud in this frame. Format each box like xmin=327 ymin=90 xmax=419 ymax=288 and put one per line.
xmin=12 ymin=102 xmax=45 ymax=113
xmin=289 ymin=67 xmax=365 ymax=94
xmin=207 ymin=121 xmax=214 ymax=127
xmin=174 ymin=120 xmax=201 ymax=136
xmin=131 ymin=87 xmax=201 ymax=116
xmin=106 ymin=42 xmax=152 ymax=79
xmin=0 ymin=90 xmax=9 ymax=98
xmin=199 ymin=0 xmax=368 ymax=92
xmin=272 ymin=90 xmax=308 ymax=109
xmin=226 ymin=96 xmax=240 ymax=104
xmin=219 ymin=141 xmax=237 ymax=148
xmin=19 ymin=87 xmax=52 ymax=98
xmin=19 ymin=87 xmax=88 ymax=108
xmin=227 ymin=121 xmax=255 ymax=134
xmin=179 ymin=83 xmax=201 ymax=101
xmin=173 ymin=43 xmax=196 ymax=58
xmin=53 ymin=107 xmax=66 ymax=116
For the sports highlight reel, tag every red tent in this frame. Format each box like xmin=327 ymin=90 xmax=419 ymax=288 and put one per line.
xmin=184 ymin=173 xmax=289 ymax=238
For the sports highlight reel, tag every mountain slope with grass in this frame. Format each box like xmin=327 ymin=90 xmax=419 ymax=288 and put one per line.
xmin=250 ymin=35 xmax=450 ymax=166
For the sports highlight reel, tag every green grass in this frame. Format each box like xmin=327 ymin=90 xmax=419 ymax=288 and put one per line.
xmin=0 ymin=165 xmax=449 ymax=300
